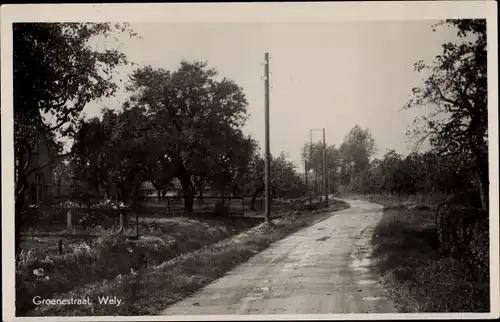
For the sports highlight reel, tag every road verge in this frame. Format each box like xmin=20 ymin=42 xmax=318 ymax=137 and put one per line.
xmin=369 ymin=196 xmax=489 ymax=312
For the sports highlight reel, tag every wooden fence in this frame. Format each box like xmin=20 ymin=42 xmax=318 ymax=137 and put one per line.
xmin=20 ymin=196 xmax=307 ymax=255
xmin=21 ymin=196 xmax=262 ymax=237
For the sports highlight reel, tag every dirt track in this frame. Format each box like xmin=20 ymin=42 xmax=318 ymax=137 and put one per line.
xmin=160 ymin=199 xmax=397 ymax=315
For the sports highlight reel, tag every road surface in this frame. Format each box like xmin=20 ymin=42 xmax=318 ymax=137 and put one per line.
xmin=160 ymin=199 xmax=397 ymax=315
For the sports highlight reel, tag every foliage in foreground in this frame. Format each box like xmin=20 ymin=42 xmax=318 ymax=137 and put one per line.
xmin=405 ymin=19 xmax=488 ymax=210
xmin=435 ymin=204 xmax=489 ymax=282
xmin=16 ymin=216 xmax=258 ymax=316
xmin=371 ymin=198 xmax=489 ymax=313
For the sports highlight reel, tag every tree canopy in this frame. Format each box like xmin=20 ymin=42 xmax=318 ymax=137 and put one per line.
xmin=120 ymin=61 xmax=253 ymax=210
xmin=404 ymin=19 xmax=488 ymax=209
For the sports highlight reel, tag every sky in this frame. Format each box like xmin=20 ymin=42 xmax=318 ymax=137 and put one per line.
xmin=83 ymin=21 xmax=461 ymax=172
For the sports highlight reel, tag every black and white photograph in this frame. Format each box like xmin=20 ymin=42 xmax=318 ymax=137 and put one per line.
xmin=1 ymin=2 xmax=498 ymax=320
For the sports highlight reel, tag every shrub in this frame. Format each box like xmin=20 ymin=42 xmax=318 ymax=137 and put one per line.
xmin=213 ymin=201 xmax=230 ymax=216
xmin=16 ymin=230 xmax=135 ymax=315
xmin=409 ymin=204 xmax=433 ymax=211
xmin=22 ymin=208 xmax=67 ymax=228
xmin=435 ymin=204 xmax=489 ymax=281
xmin=437 ymin=189 xmax=483 ymax=210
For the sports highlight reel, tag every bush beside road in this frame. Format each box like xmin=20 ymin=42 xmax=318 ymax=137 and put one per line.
xmin=367 ymin=194 xmax=489 ymax=312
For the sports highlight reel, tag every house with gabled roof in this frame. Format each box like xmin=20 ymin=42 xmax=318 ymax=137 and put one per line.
xmin=24 ymin=134 xmax=57 ymax=205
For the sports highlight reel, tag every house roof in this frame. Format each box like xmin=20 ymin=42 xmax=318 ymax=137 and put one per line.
xmin=141 ymin=181 xmax=155 ymax=190
xmin=37 ymin=126 xmax=63 ymax=157
xmin=141 ymin=178 xmax=214 ymax=191
xmin=171 ymin=178 xmax=182 ymax=189
xmin=141 ymin=180 xmax=183 ymax=190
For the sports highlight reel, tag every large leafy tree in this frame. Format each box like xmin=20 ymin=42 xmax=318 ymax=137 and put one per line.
xmin=243 ymin=152 xmax=266 ymax=209
xmin=71 ymin=116 xmax=110 ymax=199
xmin=52 ymin=157 xmax=74 ymax=198
xmin=14 ymin=23 xmax=134 ymax=258
xmin=102 ymin=106 xmax=157 ymax=205
xmin=301 ymin=142 xmax=341 ymax=194
xmin=124 ymin=61 xmax=250 ymax=211
xmin=271 ymin=152 xmax=307 ymax=199
xmin=246 ymin=152 xmax=307 ymax=210
xmin=338 ymin=125 xmax=376 ymax=188
xmin=208 ymin=130 xmax=257 ymax=199
xmin=405 ymin=19 xmax=488 ymax=210
xmin=72 ymin=106 xmax=156 ymax=205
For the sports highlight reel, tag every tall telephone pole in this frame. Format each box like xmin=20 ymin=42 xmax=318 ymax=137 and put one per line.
xmin=304 ymin=159 xmax=309 ymax=205
xmin=322 ymin=128 xmax=328 ymax=207
xmin=310 ymin=128 xmax=329 ymax=207
xmin=309 ymin=130 xmax=313 ymax=207
xmin=264 ymin=52 xmax=271 ymax=223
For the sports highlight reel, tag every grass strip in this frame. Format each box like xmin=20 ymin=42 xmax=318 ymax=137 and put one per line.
xmin=370 ymin=198 xmax=489 ymax=312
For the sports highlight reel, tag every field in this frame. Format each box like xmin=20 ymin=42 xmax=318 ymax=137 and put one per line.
xmin=364 ymin=194 xmax=490 ymax=312
xmin=18 ymin=198 xmax=348 ymax=316
xmin=19 ymin=196 xmax=272 ymax=256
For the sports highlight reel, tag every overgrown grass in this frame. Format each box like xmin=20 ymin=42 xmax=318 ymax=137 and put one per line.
xmin=16 ymin=215 xmax=260 ymax=316
xmin=369 ymin=197 xmax=489 ymax=312
xmin=25 ymin=199 xmax=350 ymax=316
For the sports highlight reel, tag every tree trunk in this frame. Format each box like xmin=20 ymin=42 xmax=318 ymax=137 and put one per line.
xmin=15 ymin=200 xmax=24 ymax=262
xmin=198 ymin=187 xmax=204 ymax=205
xmin=221 ymin=189 xmax=226 ymax=206
xmin=250 ymin=185 xmax=264 ymax=210
xmin=104 ymin=184 xmax=110 ymax=200
xmin=15 ymin=150 xmax=29 ymax=262
xmin=95 ymin=175 xmax=100 ymax=198
xmin=120 ymin=210 xmax=128 ymax=228
xmin=478 ymin=167 xmax=489 ymax=211
xmin=15 ymin=187 xmax=27 ymax=262
xmin=56 ymin=180 xmax=62 ymax=197
xmin=473 ymin=144 xmax=489 ymax=211
xmin=131 ymin=183 xmax=142 ymax=206
xmin=179 ymin=170 xmax=194 ymax=212
xmin=117 ymin=182 xmax=129 ymax=227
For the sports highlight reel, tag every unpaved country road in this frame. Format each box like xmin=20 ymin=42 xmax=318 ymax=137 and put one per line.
xmin=160 ymin=199 xmax=397 ymax=315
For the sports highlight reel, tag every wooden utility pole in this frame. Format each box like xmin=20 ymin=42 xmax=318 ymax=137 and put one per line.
xmin=310 ymin=128 xmax=328 ymax=207
xmin=323 ymin=128 xmax=328 ymax=207
xmin=264 ymin=52 xmax=271 ymax=223
xmin=309 ymin=130 xmax=313 ymax=206
xmin=304 ymin=159 xmax=309 ymax=204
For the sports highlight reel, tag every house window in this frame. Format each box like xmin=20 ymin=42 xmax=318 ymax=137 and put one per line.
xmin=35 ymin=173 xmax=44 ymax=203
xmin=32 ymin=139 xmax=39 ymax=154
xmin=35 ymin=173 xmax=44 ymax=183
xmin=31 ymin=184 xmax=37 ymax=205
